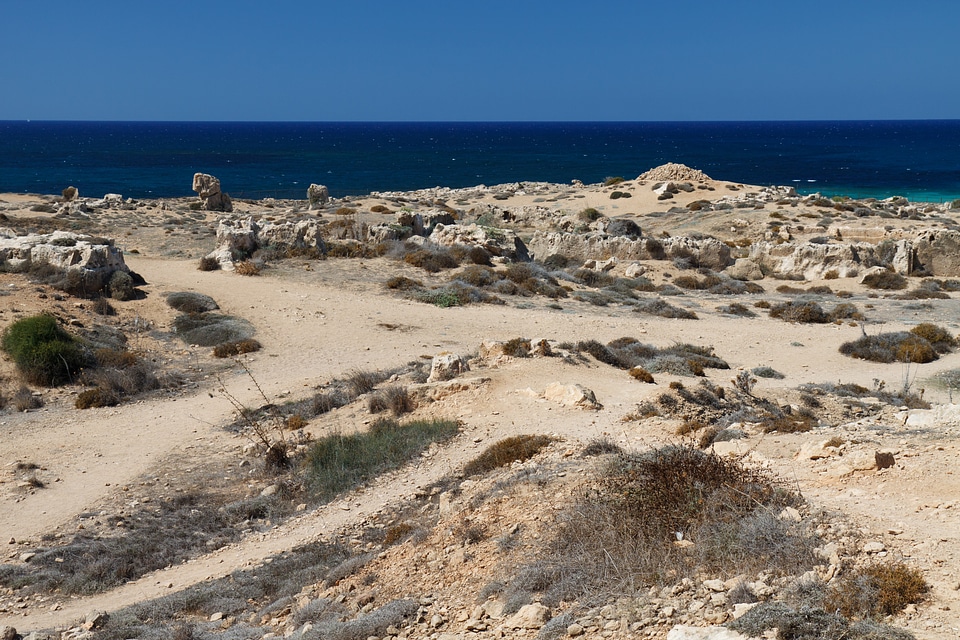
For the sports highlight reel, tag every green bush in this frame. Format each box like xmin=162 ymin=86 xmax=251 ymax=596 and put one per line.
xmin=1 ymin=315 xmax=88 ymax=386
xmin=304 ymin=419 xmax=460 ymax=501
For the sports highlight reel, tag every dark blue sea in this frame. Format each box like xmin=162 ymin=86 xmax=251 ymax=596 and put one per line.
xmin=2 ymin=121 xmax=960 ymax=202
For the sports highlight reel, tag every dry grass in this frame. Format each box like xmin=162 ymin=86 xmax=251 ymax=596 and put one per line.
xmin=233 ymin=260 xmax=261 ymax=276
xmin=462 ymin=435 xmax=554 ymax=477
xmin=367 ymin=386 xmax=415 ymax=417
xmin=862 ymin=270 xmax=908 ymax=290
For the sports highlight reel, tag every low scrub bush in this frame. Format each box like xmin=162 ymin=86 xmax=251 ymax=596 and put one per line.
xmin=165 ymin=292 xmax=219 ymax=313
xmin=213 ymin=338 xmax=262 ymax=358
xmin=862 ymin=270 xmax=907 ymax=290
xmin=384 ymin=275 xmax=423 ymax=291
xmin=629 ymin=367 xmax=655 ymax=383
xmin=909 ymin=322 xmax=956 ymax=352
xmin=462 ymin=435 xmax=554 ymax=477
xmin=752 ymin=366 xmax=785 ymax=379
xmin=769 ymin=301 xmax=828 ymax=323
xmin=511 ymin=445 xmax=814 ymax=605
xmin=367 ymin=386 xmax=415 ymax=417
xmin=825 ymin=561 xmax=928 ymax=620
xmin=75 ymin=387 xmax=121 ymax=409
xmin=197 ymin=255 xmax=220 ymax=271
xmin=673 ymin=274 xmax=723 ymax=290
xmin=718 ymin=302 xmax=756 ymax=317
xmin=403 ymin=248 xmax=459 ymax=273
xmin=172 ymin=313 xmax=255 ymax=347
xmin=633 ymin=299 xmax=698 ymax=320
xmin=304 ymin=418 xmax=460 ymax=501
xmin=1 ymin=315 xmax=88 ymax=386
xmin=839 ymin=331 xmax=943 ymax=364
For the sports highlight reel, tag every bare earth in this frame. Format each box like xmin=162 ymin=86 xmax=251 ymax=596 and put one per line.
xmin=0 ymin=171 xmax=959 ymax=639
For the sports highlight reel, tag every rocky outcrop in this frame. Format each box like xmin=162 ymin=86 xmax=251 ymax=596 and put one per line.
xmin=0 ymin=230 xmax=129 ymax=283
xmin=307 ymin=184 xmax=329 ymax=208
xmin=206 ymin=218 xmax=327 ymax=269
xmin=528 ymin=231 xmax=732 ymax=270
xmin=748 ymin=241 xmax=877 ymax=280
xmin=913 ymin=229 xmax=960 ymax=276
xmin=192 ymin=173 xmax=233 ymax=212
xmin=428 ymin=223 xmax=528 ymax=260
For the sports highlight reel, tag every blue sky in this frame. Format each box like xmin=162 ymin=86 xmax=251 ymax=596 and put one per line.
xmin=2 ymin=1 xmax=957 ymax=121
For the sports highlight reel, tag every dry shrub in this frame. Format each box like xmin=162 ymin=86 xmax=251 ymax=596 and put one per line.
xmin=197 ymin=255 xmax=220 ymax=271
xmin=719 ymin=302 xmax=756 ymax=317
xmin=839 ymin=332 xmax=941 ymax=364
xmin=824 ymin=269 xmax=840 ymax=280
xmin=760 ymin=413 xmax=817 ymax=434
xmin=825 ymin=561 xmax=928 ymax=620
xmin=213 ymin=338 xmax=262 ymax=358
xmin=12 ymin=386 xmax=43 ymax=412
xmin=403 ymin=248 xmax=459 ymax=273
xmin=502 ymin=337 xmax=531 ymax=358
xmin=629 ymin=367 xmax=655 ymax=383
xmin=383 ymin=522 xmax=414 ymax=545
xmin=862 ymin=270 xmax=907 ymax=290
xmin=462 ymin=435 xmax=554 ymax=477
xmin=384 ymin=275 xmax=423 ymax=291
xmin=633 ymin=299 xmax=698 ymax=320
xmin=909 ymin=322 xmax=956 ymax=351
xmin=165 ymin=291 xmax=220 ymax=313
xmin=75 ymin=387 xmax=121 ymax=409
xmin=456 ymin=265 xmax=503 ymax=288
xmin=345 ymin=369 xmax=390 ymax=396
xmin=334 ymin=206 xmax=357 ymax=216
xmin=673 ymin=274 xmax=723 ymax=290
xmin=516 ymin=446 xmax=814 ymax=604
xmin=370 ymin=205 xmax=391 ymax=213
xmin=367 ymin=386 xmax=415 ymax=417
xmin=286 ymin=414 xmax=308 ymax=430
xmin=769 ymin=301 xmax=828 ymax=323
xmin=233 ymin=260 xmax=261 ymax=276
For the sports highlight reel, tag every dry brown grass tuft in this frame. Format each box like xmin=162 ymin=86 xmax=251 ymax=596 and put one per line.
xmin=213 ymin=338 xmax=263 ymax=358
xmin=233 ymin=260 xmax=261 ymax=276
xmin=462 ymin=435 xmax=554 ymax=477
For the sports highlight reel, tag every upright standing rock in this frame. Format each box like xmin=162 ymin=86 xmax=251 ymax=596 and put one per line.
xmin=307 ymin=184 xmax=329 ymax=209
xmin=192 ymin=173 xmax=233 ymax=212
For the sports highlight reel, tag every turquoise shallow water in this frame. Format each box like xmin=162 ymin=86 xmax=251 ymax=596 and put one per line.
xmin=1 ymin=121 xmax=959 ymax=201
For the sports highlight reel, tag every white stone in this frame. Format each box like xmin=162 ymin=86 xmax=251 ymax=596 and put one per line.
xmin=543 ymin=382 xmax=602 ymax=410
xmin=504 ymin=603 xmax=550 ymax=629
xmin=666 ymin=625 xmax=750 ymax=640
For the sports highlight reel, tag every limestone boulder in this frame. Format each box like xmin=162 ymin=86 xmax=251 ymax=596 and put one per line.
xmin=307 ymin=183 xmax=329 ymax=208
xmin=428 ymin=223 xmax=527 ymax=260
xmin=666 ymin=626 xmax=750 ymax=640
xmin=0 ymin=230 xmax=129 ymax=286
xmin=192 ymin=173 xmax=233 ymax=212
xmin=504 ymin=603 xmax=550 ymax=630
xmin=543 ymin=383 xmax=601 ymax=410
xmin=206 ymin=218 xmax=326 ymax=269
xmin=427 ymin=353 xmax=470 ymax=383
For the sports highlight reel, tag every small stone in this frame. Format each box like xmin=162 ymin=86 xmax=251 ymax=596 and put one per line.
xmin=19 ymin=552 xmax=35 ymax=563
xmin=703 ymin=579 xmax=726 ymax=592
xmin=505 ymin=603 xmax=551 ymax=629
xmin=863 ymin=541 xmax=886 ymax=553
xmin=209 ymin=612 xmax=224 ymax=622
xmin=567 ymin=623 xmax=584 ymax=636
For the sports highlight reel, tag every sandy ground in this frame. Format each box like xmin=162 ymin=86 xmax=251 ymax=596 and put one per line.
xmin=0 ymin=174 xmax=959 ymax=638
